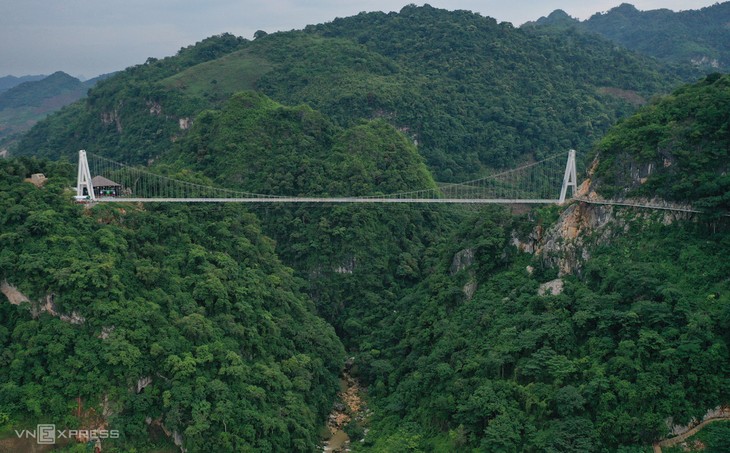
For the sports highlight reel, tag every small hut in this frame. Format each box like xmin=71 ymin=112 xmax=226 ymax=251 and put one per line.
xmin=91 ymin=175 xmax=122 ymax=197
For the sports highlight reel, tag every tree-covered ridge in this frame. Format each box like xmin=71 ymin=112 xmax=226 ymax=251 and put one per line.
xmin=14 ymin=34 xmax=247 ymax=165
xmin=14 ymin=6 xmax=689 ymax=181
xmin=264 ymin=4 xmax=685 ymax=178
xmin=529 ymin=2 xmax=730 ymax=73
xmin=593 ymin=73 xmax=730 ymax=214
xmin=0 ymin=75 xmax=47 ymax=93
xmin=0 ymin=158 xmax=344 ymax=452
xmin=162 ymin=90 xmax=450 ymax=347
xmin=348 ymin=207 xmax=730 ymax=451
xmin=0 ymin=72 xmax=100 ymax=147
xmin=166 ymin=91 xmax=436 ymax=197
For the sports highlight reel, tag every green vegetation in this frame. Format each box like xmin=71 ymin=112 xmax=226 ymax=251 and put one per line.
xmin=260 ymin=5 xmax=686 ymax=178
xmin=14 ymin=6 xmax=690 ymax=180
xmin=593 ymin=73 xmax=730 ymax=215
xmin=161 ymin=49 xmax=272 ymax=100
xmin=2 ymin=4 xmax=729 ymax=452
xmin=581 ymin=3 xmax=730 ymax=73
xmin=664 ymin=420 xmax=730 ymax=453
xmin=162 ymin=90 xmax=451 ymax=345
xmin=0 ymin=158 xmax=344 ymax=452
xmin=0 ymin=72 xmax=93 ymax=146
xmin=350 ymin=210 xmax=730 ymax=451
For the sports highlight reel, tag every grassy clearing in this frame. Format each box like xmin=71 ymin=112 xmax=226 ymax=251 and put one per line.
xmin=162 ymin=49 xmax=273 ymax=99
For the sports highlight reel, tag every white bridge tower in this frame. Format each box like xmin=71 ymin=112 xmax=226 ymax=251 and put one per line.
xmin=559 ymin=149 xmax=577 ymax=203
xmin=76 ymin=150 xmax=95 ymax=201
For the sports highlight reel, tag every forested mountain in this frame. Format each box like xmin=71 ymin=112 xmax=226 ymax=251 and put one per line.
xmin=2 ymin=4 xmax=729 ymax=452
xmin=14 ymin=5 xmax=691 ymax=180
xmin=0 ymin=157 xmax=344 ymax=452
xmin=593 ymin=73 xmax=730 ymax=215
xmin=0 ymin=72 xmax=109 ymax=148
xmin=0 ymin=75 xmax=46 ymax=93
xmin=528 ymin=2 xmax=730 ymax=73
xmin=160 ymin=90 xmax=452 ymax=353
xmin=346 ymin=74 xmax=730 ymax=452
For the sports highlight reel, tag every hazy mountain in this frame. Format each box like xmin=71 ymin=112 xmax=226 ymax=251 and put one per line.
xmin=527 ymin=2 xmax=730 ymax=72
xmin=0 ymin=71 xmax=112 ymax=148
xmin=0 ymin=74 xmax=46 ymax=93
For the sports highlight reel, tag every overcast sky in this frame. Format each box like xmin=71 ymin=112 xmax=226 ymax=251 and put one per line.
xmin=0 ymin=1 xmax=720 ymax=79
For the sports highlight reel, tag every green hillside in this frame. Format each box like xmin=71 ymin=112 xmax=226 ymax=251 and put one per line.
xmin=529 ymin=2 xmax=730 ymax=73
xmin=0 ymin=157 xmax=344 ymax=452
xmin=0 ymin=75 xmax=46 ymax=93
xmin=14 ymin=6 xmax=689 ymax=180
xmin=2 ymin=4 xmax=729 ymax=452
xmin=593 ymin=73 xmax=730 ymax=215
xmin=161 ymin=91 xmax=449 ymax=343
xmin=342 ymin=74 xmax=730 ymax=452
xmin=162 ymin=49 xmax=272 ymax=99
xmin=0 ymin=72 xmax=87 ymax=144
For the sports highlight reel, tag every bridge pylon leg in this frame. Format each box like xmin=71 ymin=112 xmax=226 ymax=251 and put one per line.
xmin=559 ymin=149 xmax=577 ymax=203
xmin=77 ymin=150 xmax=96 ymax=201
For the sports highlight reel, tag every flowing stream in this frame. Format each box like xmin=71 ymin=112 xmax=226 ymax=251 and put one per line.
xmin=323 ymin=369 xmax=366 ymax=452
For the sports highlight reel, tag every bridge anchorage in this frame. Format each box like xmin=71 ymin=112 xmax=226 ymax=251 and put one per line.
xmin=75 ymin=149 xmax=578 ymax=205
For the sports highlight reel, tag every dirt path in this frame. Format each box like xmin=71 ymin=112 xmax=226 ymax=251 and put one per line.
xmin=653 ymin=413 xmax=730 ymax=452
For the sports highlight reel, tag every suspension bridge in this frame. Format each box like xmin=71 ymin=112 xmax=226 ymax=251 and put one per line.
xmin=75 ymin=150 xmax=578 ymax=204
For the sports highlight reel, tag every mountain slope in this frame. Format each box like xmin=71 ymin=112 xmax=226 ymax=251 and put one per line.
xmin=529 ymin=2 xmax=730 ymax=73
xmin=0 ymin=157 xmax=344 ymax=452
xmin=162 ymin=91 xmax=450 ymax=344
xmin=591 ymin=73 xmax=730 ymax=215
xmin=0 ymin=74 xmax=46 ymax=93
xmin=347 ymin=75 xmax=730 ymax=452
xmin=260 ymin=5 xmax=686 ymax=178
xmin=0 ymin=72 xmax=110 ymax=147
xmin=14 ymin=6 xmax=689 ymax=181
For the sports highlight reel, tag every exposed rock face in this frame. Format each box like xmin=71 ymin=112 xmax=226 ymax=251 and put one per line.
xmin=136 ymin=376 xmax=153 ymax=393
xmin=334 ymin=256 xmax=356 ymax=274
xmin=146 ymin=417 xmax=187 ymax=453
xmin=533 ymin=200 xmax=690 ymax=276
xmin=691 ymin=55 xmax=721 ymax=68
xmin=513 ymin=157 xmax=696 ymax=276
xmin=1 ymin=280 xmax=85 ymax=324
xmin=101 ymin=109 xmax=123 ymax=133
xmin=538 ymin=278 xmax=564 ymax=296
xmin=538 ymin=202 xmax=614 ymax=276
xmin=147 ymin=101 xmax=162 ymax=115
xmin=450 ymin=248 xmax=478 ymax=300
xmin=462 ymin=280 xmax=478 ymax=300
xmin=24 ymin=173 xmax=47 ymax=187
xmin=449 ymin=248 xmax=474 ymax=275
xmin=179 ymin=117 xmax=192 ymax=130
xmin=1 ymin=279 xmax=29 ymax=305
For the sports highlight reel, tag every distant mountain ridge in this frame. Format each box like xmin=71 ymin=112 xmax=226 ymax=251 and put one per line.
xmin=526 ymin=2 xmax=730 ymax=72
xmin=0 ymin=74 xmax=46 ymax=93
xmin=15 ymin=6 xmax=688 ymax=181
xmin=0 ymin=71 xmax=87 ymax=109
xmin=0 ymin=71 xmax=113 ymax=149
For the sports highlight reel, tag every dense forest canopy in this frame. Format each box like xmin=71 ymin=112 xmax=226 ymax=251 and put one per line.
xmin=0 ymin=158 xmax=344 ymax=452
xmin=1 ymin=4 xmax=729 ymax=452
xmin=527 ymin=2 xmax=730 ymax=73
xmin=13 ymin=6 xmax=692 ymax=181
xmin=593 ymin=73 xmax=730 ymax=215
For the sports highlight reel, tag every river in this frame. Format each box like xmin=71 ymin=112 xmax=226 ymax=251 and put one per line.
xmin=323 ymin=369 xmax=367 ymax=452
